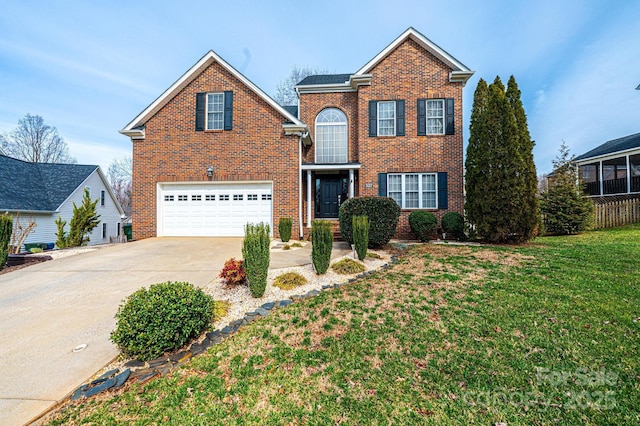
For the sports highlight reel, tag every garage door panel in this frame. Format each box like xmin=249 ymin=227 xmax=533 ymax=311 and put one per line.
xmin=160 ymin=183 xmax=272 ymax=237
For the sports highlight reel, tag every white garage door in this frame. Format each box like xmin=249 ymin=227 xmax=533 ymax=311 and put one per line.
xmin=159 ymin=182 xmax=272 ymax=237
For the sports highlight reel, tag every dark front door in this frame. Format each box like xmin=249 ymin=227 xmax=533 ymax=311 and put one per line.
xmin=315 ymin=178 xmax=341 ymax=218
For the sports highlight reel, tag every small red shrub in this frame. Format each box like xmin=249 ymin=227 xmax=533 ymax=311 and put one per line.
xmin=219 ymin=258 xmax=246 ymax=285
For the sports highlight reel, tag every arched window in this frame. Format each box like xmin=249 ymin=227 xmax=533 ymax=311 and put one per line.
xmin=315 ymin=108 xmax=348 ymax=163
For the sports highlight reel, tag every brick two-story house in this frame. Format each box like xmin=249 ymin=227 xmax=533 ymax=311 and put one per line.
xmin=120 ymin=27 xmax=473 ymax=240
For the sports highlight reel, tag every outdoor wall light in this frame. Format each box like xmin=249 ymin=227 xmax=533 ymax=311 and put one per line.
xmin=207 ymin=166 xmax=214 ymax=178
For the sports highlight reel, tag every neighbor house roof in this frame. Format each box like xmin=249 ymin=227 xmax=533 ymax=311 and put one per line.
xmin=0 ymin=155 xmax=97 ymax=212
xmin=297 ymin=74 xmax=352 ymax=86
xmin=120 ymin=50 xmax=305 ymax=139
xmin=575 ymin=132 xmax=640 ymax=162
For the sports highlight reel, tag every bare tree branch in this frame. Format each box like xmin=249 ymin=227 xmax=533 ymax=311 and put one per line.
xmin=1 ymin=114 xmax=76 ymax=163
xmin=107 ymin=156 xmax=132 ymax=217
xmin=273 ymin=66 xmax=328 ymax=106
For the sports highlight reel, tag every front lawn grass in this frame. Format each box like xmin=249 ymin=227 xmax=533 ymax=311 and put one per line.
xmin=47 ymin=224 xmax=640 ymax=425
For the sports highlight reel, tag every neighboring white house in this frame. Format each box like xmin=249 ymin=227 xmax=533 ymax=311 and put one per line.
xmin=574 ymin=132 xmax=640 ymax=199
xmin=0 ymin=154 xmax=125 ymax=250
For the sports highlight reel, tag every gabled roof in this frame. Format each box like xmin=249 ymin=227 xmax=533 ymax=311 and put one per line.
xmin=355 ymin=27 xmax=474 ymax=84
xmin=0 ymin=155 xmax=116 ymax=213
xmin=575 ymin=132 xmax=640 ymax=161
xmin=120 ymin=50 xmax=304 ymax=138
xmin=297 ymin=74 xmax=352 ymax=86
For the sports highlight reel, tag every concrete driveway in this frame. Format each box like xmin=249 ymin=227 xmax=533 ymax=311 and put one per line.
xmin=0 ymin=237 xmax=243 ymax=426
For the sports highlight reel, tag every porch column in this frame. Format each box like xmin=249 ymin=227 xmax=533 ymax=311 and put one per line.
xmin=627 ymin=155 xmax=632 ymax=194
xmin=306 ymin=170 xmax=312 ymax=227
xmin=599 ymin=161 xmax=604 ymax=196
xmin=349 ymin=169 xmax=355 ymax=198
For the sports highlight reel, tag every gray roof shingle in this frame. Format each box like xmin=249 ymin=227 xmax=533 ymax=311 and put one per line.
xmin=282 ymin=105 xmax=298 ymax=118
xmin=297 ymin=74 xmax=352 ymax=86
xmin=575 ymin=132 xmax=640 ymax=161
xmin=0 ymin=155 xmax=97 ymax=212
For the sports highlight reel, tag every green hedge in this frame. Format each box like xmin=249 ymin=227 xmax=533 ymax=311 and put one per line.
xmin=311 ymin=220 xmax=333 ymax=274
xmin=242 ymin=223 xmax=271 ymax=297
xmin=339 ymin=197 xmax=400 ymax=248
xmin=278 ymin=217 xmax=292 ymax=242
xmin=409 ymin=211 xmax=438 ymax=242
xmin=0 ymin=214 xmax=12 ymax=268
xmin=352 ymin=215 xmax=369 ymax=261
xmin=110 ymin=281 xmax=215 ymax=361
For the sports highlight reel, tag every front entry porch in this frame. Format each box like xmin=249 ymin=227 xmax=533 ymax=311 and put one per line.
xmin=302 ymin=163 xmax=360 ymax=230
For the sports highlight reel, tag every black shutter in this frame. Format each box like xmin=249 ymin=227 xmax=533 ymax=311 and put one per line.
xmin=368 ymin=101 xmax=377 ymax=137
xmin=223 ymin=91 xmax=233 ymax=131
xmin=417 ymin=99 xmax=426 ymax=136
xmin=445 ymin=98 xmax=454 ymax=135
xmin=396 ymin=100 xmax=405 ymax=136
xmin=437 ymin=172 xmax=448 ymax=209
xmin=195 ymin=92 xmax=206 ymax=131
xmin=378 ymin=173 xmax=387 ymax=197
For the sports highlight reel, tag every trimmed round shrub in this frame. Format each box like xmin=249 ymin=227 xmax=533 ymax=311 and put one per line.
xmin=409 ymin=211 xmax=438 ymax=242
xmin=441 ymin=212 xmax=465 ymax=240
xmin=339 ymin=197 xmax=400 ymax=248
xmin=110 ymin=281 xmax=215 ymax=361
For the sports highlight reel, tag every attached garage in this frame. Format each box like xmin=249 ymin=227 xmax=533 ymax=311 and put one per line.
xmin=158 ymin=182 xmax=272 ymax=237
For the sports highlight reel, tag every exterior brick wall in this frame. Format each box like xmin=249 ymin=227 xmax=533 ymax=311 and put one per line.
xmin=130 ymin=34 xmax=468 ymax=243
xmin=132 ymin=61 xmax=301 ymax=240
xmin=298 ymin=38 xmax=465 ymax=239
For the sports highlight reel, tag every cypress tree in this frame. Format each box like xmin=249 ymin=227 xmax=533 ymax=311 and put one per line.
xmin=464 ymin=79 xmax=489 ymax=231
xmin=66 ymin=189 xmax=101 ymax=247
xmin=466 ymin=76 xmax=539 ymax=243
xmin=506 ymin=76 xmax=539 ymax=240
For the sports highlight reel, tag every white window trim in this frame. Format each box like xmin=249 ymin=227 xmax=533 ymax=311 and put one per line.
xmin=426 ymin=99 xmax=445 ymax=135
xmin=377 ymin=101 xmax=396 ymax=136
xmin=387 ymin=173 xmax=438 ymax=209
xmin=205 ymin=92 xmax=224 ymax=130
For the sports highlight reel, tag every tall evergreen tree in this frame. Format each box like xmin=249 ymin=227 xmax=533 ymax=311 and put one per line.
xmin=464 ymin=78 xmax=489 ymax=230
xmin=465 ymin=76 xmax=537 ymax=243
xmin=506 ymin=76 xmax=539 ymax=240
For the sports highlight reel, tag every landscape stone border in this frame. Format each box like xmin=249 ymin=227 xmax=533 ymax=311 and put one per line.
xmin=69 ymin=255 xmax=399 ymax=401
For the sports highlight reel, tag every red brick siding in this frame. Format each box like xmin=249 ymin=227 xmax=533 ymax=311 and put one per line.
xmin=355 ymin=38 xmax=465 ymax=239
xmin=132 ymin=61 xmax=301 ymax=240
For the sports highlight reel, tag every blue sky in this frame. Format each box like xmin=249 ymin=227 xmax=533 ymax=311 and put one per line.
xmin=1 ymin=0 xmax=638 ymax=174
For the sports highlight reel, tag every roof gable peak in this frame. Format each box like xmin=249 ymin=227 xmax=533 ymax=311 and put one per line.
xmin=355 ymin=27 xmax=473 ymax=84
xmin=121 ymin=50 xmax=303 ymax=134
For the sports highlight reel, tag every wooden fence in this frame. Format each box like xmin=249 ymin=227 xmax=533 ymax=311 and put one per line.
xmin=593 ymin=198 xmax=640 ymax=229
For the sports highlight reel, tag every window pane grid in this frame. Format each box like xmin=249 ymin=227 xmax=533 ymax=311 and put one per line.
xmin=388 ymin=173 xmax=437 ymax=209
xmin=316 ymin=108 xmax=348 ymax=163
xmin=426 ymin=100 xmax=444 ymax=135
xmin=378 ymin=101 xmax=395 ymax=136
xmin=207 ymin=93 xmax=224 ymax=130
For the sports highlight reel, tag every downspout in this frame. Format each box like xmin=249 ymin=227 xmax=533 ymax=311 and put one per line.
xmin=299 ymin=136 xmax=304 ymax=239
xmin=297 ymin=85 xmax=304 ymax=240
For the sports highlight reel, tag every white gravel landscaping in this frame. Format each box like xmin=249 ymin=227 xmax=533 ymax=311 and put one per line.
xmin=203 ymin=247 xmax=391 ymax=330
